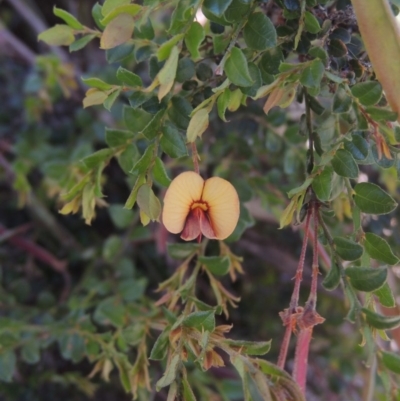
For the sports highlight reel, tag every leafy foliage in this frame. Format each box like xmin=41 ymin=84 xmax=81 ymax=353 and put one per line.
xmin=1 ymin=0 xmax=400 ymax=400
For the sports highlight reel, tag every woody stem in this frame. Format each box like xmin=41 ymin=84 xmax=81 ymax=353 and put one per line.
xmin=277 ymin=208 xmax=312 ymax=369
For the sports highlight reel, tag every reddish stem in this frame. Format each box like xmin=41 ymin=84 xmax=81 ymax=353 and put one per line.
xmin=289 ymin=207 xmax=312 ymax=313
xmin=277 ymin=322 xmax=293 ymax=369
xmin=307 ymin=204 xmax=320 ymax=307
xmin=277 ymin=208 xmax=312 ymax=368
xmin=0 ymin=223 xmax=71 ymax=301
xmin=292 ymin=327 xmax=313 ymax=393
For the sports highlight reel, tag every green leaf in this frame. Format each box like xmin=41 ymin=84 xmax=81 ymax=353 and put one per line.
xmin=102 ymin=0 xmax=131 ymax=16
xmin=224 ymin=0 xmax=250 ymax=23
xmin=105 ymin=128 xmax=134 ymax=147
xmin=83 ymin=148 xmax=113 ymax=169
xmin=382 ymin=351 xmax=400 ymax=374
xmin=332 ymin=86 xmax=352 ymax=113
xmin=224 ymin=47 xmax=254 ymax=87
xmin=161 ymin=122 xmax=188 ymax=158
xmin=167 ymin=243 xmax=200 ymax=259
xmin=240 ymin=62 xmax=262 ymax=97
xmin=93 ymin=296 xmax=125 ymax=327
xmin=117 ymin=143 xmax=140 ymax=173
xmin=135 ymin=17 xmax=154 ymax=40
xmin=187 ymin=109 xmax=209 ymax=142
xmin=243 ymin=12 xmax=277 ymax=51
xmin=185 ymin=22 xmax=205 ymax=60
xmin=300 ymin=59 xmax=325 ymax=89
xmin=354 ymin=182 xmax=397 ymax=215
xmin=351 ymin=81 xmax=382 ymax=106
xmin=198 ymin=256 xmax=230 ymax=276
xmin=116 ymin=67 xmax=143 ymax=87
xmin=103 ymin=88 xmax=119 ymax=110
xmin=259 ymin=47 xmax=284 ymax=75
xmin=150 ymin=329 xmax=170 ymax=360
xmin=176 ymin=57 xmax=195 ymax=83
xmin=69 ymin=34 xmax=96 ymax=52
xmin=156 ymin=353 xmax=180 ymax=390
xmin=169 ymin=0 xmax=197 ymax=34
xmin=123 ymin=106 xmax=153 ymax=133
xmin=82 ymin=77 xmax=113 ymax=91
xmin=53 ymin=6 xmax=83 ymax=29
xmin=58 ymin=333 xmax=85 ymax=363
xmin=124 ymin=174 xmax=146 ymax=209
xmin=153 ymin=157 xmax=171 ymax=187
xmin=106 ymin=42 xmax=135 ymax=63
xmin=224 ymin=339 xmax=271 ymax=356
xmin=344 ymin=285 xmax=357 ymax=323
xmin=312 ymin=166 xmax=333 ymax=201
xmin=38 ymin=25 xmax=75 ymax=46
xmin=304 ymin=11 xmax=321 ymax=33
xmin=109 ymin=204 xmax=135 ymax=229
xmin=118 ymin=277 xmax=147 ymax=302
xmin=183 ymin=311 xmax=215 ymax=332
xmin=203 ymin=0 xmax=233 ymax=16
xmin=168 ymin=96 xmax=193 ymax=129
xmin=102 ymin=235 xmax=123 ymax=261
xmin=101 ymin=4 xmax=141 ymax=25
xmin=328 ymin=38 xmax=347 ymax=57
xmin=344 ymin=135 xmax=369 ymax=161
xmin=308 ymin=46 xmax=328 ymax=62
xmin=374 ymin=283 xmax=396 ymax=308
xmin=158 ymin=46 xmax=180 ymax=100
xmin=131 ymin=144 xmax=155 ymax=175
xmin=362 ymin=308 xmax=400 ymax=330
xmin=137 ymin=185 xmax=161 ymax=222
xmin=364 ymin=232 xmax=399 ymax=265
xmin=333 ymin=237 xmax=364 ymax=261
xmin=157 ymin=34 xmax=184 ymax=61
xmin=92 ymin=3 xmax=105 ymax=29
xmin=142 ymin=109 xmax=166 ymax=140
xmin=364 ymin=106 xmax=398 ymax=122
xmin=21 ymin=342 xmax=40 ymax=364
xmin=100 ymin=14 xmax=134 ymax=49
xmin=346 ymin=266 xmax=387 ymax=292
xmin=371 ymin=145 xmax=394 ymax=169
xmin=0 ymin=350 xmax=16 ymax=382
xmin=217 ymin=89 xmax=231 ymax=122
xmin=182 ymin=376 xmax=197 ymax=401
xmin=331 ymin=149 xmax=359 ymax=178
xmin=322 ymin=261 xmax=341 ymax=290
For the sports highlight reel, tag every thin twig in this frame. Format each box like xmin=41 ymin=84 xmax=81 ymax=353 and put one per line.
xmin=6 ymin=0 xmax=67 ymax=61
xmin=191 ymin=142 xmax=200 ymax=174
xmin=289 ymin=207 xmax=312 ymax=313
xmin=304 ymin=89 xmax=314 ymax=174
xmin=0 ymin=26 xmax=36 ymax=64
xmin=277 ymin=208 xmax=312 ymax=369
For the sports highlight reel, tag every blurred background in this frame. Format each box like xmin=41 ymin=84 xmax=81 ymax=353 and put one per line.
xmin=1 ymin=0 xmax=400 ymax=400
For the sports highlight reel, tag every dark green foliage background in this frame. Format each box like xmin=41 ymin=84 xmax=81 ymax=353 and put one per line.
xmin=1 ymin=0 xmax=400 ymax=400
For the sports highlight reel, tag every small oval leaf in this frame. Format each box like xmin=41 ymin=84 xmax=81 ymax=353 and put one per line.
xmin=334 ymin=237 xmax=363 ymax=261
xmin=354 ymin=182 xmax=398 ymax=215
xmin=346 ymin=266 xmax=387 ymax=292
xmin=364 ymin=232 xmax=399 ymax=265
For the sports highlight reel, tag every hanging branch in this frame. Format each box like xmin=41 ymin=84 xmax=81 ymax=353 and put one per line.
xmin=277 ymin=206 xmax=312 ymax=369
xmin=292 ymin=202 xmax=325 ymax=393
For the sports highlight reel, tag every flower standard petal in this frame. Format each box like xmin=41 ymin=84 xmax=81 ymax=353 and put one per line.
xmin=202 ymin=177 xmax=240 ymax=240
xmin=162 ymin=171 xmax=204 ymax=234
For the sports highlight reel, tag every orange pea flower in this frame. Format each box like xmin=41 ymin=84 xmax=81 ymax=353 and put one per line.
xmin=162 ymin=172 xmax=240 ymax=242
